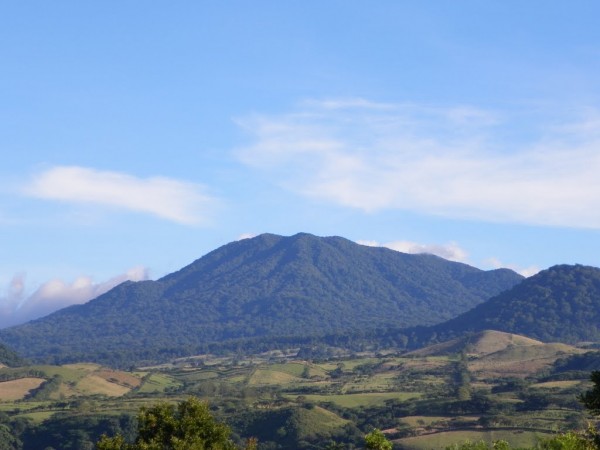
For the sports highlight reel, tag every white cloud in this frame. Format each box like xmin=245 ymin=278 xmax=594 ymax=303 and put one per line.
xmin=358 ymin=239 xmax=468 ymax=263
xmin=237 ymin=233 xmax=258 ymax=240
xmin=236 ymin=99 xmax=600 ymax=229
xmin=24 ymin=166 xmax=216 ymax=225
xmin=484 ymin=258 xmax=540 ymax=278
xmin=0 ymin=267 xmax=149 ymax=328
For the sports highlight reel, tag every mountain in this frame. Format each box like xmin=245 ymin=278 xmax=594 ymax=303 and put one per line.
xmin=0 ymin=233 xmax=523 ymax=365
xmin=432 ymin=264 xmax=600 ymax=343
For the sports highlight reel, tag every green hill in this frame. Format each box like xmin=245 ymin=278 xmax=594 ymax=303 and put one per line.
xmin=433 ymin=264 xmax=600 ymax=343
xmin=0 ymin=233 xmax=522 ymax=366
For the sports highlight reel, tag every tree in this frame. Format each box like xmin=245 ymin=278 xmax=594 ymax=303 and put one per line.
xmin=364 ymin=429 xmax=392 ymax=450
xmin=537 ymin=430 xmax=597 ymax=450
xmin=579 ymin=371 xmax=600 ymax=415
xmin=0 ymin=423 xmax=22 ymax=450
xmin=97 ymin=397 xmax=243 ymax=450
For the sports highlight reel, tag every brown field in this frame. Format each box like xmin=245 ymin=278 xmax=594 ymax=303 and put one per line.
xmin=95 ymin=370 xmax=142 ymax=388
xmin=76 ymin=374 xmax=131 ymax=397
xmin=469 ymin=343 xmax=584 ymax=379
xmin=407 ymin=331 xmax=544 ymax=358
xmin=397 ymin=428 xmax=552 ymax=450
xmin=0 ymin=378 xmax=45 ymax=401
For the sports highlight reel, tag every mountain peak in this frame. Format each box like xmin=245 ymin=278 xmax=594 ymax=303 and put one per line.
xmin=0 ymin=233 xmax=524 ymax=366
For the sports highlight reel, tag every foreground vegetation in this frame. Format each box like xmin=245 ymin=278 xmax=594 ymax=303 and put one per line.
xmin=0 ymin=330 xmax=597 ymax=449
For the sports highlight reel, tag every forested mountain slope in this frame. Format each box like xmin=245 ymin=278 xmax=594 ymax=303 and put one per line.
xmin=0 ymin=233 xmax=522 ymax=365
xmin=0 ymin=342 xmax=25 ymax=367
xmin=433 ymin=264 xmax=600 ymax=343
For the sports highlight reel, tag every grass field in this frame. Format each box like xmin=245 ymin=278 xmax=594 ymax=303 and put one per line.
xmin=14 ymin=410 xmax=56 ymax=423
xmin=137 ymin=373 xmax=182 ymax=393
xmin=75 ymin=374 xmax=131 ymax=397
xmin=247 ymin=368 xmax=303 ymax=386
xmin=397 ymin=429 xmax=553 ymax=450
xmin=298 ymin=405 xmax=349 ymax=434
xmin=342 ymin=371 xmax=400 ymax=392
xmin=400 ymin=416 xmax=477 ymax=427
xmin=94 ymin=369 xmax=143 ymax=388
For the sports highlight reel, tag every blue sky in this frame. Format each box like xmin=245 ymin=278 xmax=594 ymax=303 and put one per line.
xmin=2 ymin=1 xmax=600 ymax=327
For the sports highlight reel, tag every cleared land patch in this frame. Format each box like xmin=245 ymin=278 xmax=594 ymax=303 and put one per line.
xmin=0 ymin=378 xmax=45 ymax=401
xmin=94 ymin=369 xmax=142 ymax=389
xmin=247 ymin=368 xmax=302 ymax=386
xmin=76 ymin=374 xmax=131 ymax=397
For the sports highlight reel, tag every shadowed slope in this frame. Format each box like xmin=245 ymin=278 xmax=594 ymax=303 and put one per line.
xmin=433 ymin=264 xmax=600 ymax=343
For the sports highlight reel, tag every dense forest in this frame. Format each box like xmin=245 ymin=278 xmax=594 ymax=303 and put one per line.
xmin=432 ymin=264 xmax=600 ymax=343
xmin=0 ymin=233 xmax=522 ymax=366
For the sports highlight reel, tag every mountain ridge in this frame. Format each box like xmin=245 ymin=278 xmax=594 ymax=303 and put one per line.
xmin=431 ymin=263 xmax=600 ymax=343
xmin=0 ymin=233 xmax=523 ymax=366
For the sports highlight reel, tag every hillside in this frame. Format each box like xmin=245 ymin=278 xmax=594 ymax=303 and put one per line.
xmin=432 ymin=264 xmax=600 ymax=343
xmin=407 ymin=330 xmax=584 ymax=379
xmin=0 ymin=233 xmax=522 ymax=365
xmin=406 ymin=330 xmax=544 ymax=357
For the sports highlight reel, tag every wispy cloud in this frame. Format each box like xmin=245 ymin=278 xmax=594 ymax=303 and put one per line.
xmin=484 ymin=257 xmax=540 ymax=278
xmin=237 ymin=233 xmax=258 ymax=240
xmin=24 ymin=166 xmax=216 ymax=225
xmin=0 ymin=267 xmax=149 ymax=328
xmin=236 ymin=99 xmax=600 ymax=229
xmin=358 ymin=239 xmax=468 ymax=263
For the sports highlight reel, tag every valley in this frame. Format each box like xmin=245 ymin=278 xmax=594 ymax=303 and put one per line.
xmin=0 ymin=330 xmax=596 ymax=449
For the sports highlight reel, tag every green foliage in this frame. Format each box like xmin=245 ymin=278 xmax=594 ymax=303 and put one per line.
xmin=537 ymin=431 xmax=597 ymax=450
xmin=446 ymin=427 xmax=600 ymax=450
xmin=232 ymin=404 xmax=347 ymax=448
xmin=579 ymin=371 xmax=600 ymax=415
xmin=0 ymin=423 xmax=22 ymax=450
xmin=446 ymin=440 xmax=510 ymax=450
xmin=21 ymin=414 xmax=136 ymax=450
xmin=553 ymin=352 xmax=600 ymax=374
xmin=97 ymin=397 xmax=237 ymax=450
xmin=0 ymin=233 xmax=522 ymax=366
xmin=365 ymin=428 xmax=392 ymax=450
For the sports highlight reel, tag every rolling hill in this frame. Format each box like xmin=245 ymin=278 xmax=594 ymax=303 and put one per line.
xmin=0 ymin=233 xmax=522 ymax=365
xmin=405 ymin=330 xmax=545 ymax=358
xmin=406 ymin=330 xmax=585 ymax=379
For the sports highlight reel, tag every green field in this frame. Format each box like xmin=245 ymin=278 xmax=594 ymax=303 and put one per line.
xmin=136 ymin=373 xmax=182 ymax=393
xmin=397 ymin=429 xmax=554 ymax=450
